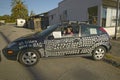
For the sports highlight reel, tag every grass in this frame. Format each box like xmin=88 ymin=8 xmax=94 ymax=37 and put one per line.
xmin=108 ymin=38 xmax=120 ymax=68
xmin=105 ymin=54 xmax=120 ymax=61
xmin=104 ymin=54 xmax=120 ymax=68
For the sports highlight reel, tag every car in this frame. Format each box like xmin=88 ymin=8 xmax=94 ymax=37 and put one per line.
xmin=2 ymin=23 xmax=111 ymax=66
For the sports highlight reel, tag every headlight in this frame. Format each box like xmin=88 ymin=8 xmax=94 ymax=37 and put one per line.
xmin=7 ymin=42 xmax=16 ymax=48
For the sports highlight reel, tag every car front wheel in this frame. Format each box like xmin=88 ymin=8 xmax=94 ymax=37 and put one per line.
xmin=19 ymin=49 xmax=39 ymax=66
xmin=92 ymin=46 xmax=106 ymax=60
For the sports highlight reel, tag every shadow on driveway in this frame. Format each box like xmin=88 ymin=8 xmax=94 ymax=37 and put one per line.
xmin=0 ymin=32 xmax=11 ymax=44
xmin=0 ymin=31 xmax=43 ymax=79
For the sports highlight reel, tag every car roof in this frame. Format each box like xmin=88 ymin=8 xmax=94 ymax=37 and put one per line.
xmin=80 ymin=23 xmax=100 ymax=28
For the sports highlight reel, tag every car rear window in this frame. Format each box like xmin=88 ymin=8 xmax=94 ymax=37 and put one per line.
xmin=81 ymin=25 xmax=99 ymax=36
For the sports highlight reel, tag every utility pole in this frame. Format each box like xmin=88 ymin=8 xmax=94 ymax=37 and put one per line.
xmin=115 ymin=0 xmax=119 ymax=39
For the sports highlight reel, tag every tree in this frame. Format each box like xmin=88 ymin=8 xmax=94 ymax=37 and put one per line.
xmin=0 ymin=15 xmax=14 ymax=23
xmin=11 ymin=0 xmax=28 ymax=20
xmin=30 ymin=10 xmax=36 ymax=17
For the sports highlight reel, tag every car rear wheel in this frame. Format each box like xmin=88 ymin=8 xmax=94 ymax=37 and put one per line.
xmin=92 ymin=46 xmax=106 ymax=60
xmin=19 ymin=49 xmax=39 ymax=66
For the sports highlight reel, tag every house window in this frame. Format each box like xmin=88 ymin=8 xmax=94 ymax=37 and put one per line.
xmin=62 ymin=10 xmax=68 ymax=21
xmin=102 ymin=7 xmax=107 ymax=27
xmin=51 ymin=15 xmax=53 ymax=20
xmin=102 ymin=7 xmax=120 ymax=27
xmin=88 ymin=6 xmax=98 ymax=25
xmin=51 ymin=15 xmax=54 ymax=20
xmin=64 ymin=10 xmax=68 ymax=18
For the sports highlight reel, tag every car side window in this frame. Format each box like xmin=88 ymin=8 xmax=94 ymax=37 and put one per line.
xmin=61 ymin=25 xmax=79 ymax=37
xmin=50 ymin=25 xmax=79 ymax=39
xmin=81 ymin=25 xmax=98 ymax=36
xmin=81 ymin=25 xmax=90 ymax=36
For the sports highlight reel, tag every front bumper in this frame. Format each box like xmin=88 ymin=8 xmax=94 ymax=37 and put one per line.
xmin=2 ymin=48 xmax=18 ymax=60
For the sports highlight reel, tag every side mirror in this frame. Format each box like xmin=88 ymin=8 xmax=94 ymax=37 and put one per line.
xmin=48 ymin=35 xmax=54 ymax=40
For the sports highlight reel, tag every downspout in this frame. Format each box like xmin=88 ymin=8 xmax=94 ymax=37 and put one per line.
xmin=114 ymin=0 xmax=119 ymax=39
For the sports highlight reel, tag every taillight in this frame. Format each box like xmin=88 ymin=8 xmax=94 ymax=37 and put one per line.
xmin=99 ymin=27 xmax=107 ymax=33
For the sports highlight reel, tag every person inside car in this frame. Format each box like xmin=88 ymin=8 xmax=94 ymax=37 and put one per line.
xmin=64 ymin=26 xmax=73 ymax=35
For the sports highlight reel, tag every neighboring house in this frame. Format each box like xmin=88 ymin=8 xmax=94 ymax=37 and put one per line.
xmin=28 ymin=12 xmax=49 ymax=31
xmin=28 ymin=16 xmax=41 ymax=32
xmin=48 ymin=0 xmax=120 ymax=36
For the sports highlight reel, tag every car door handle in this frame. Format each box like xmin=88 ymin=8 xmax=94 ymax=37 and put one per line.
xmin=74 ymin=39 xmax=79 ymax=42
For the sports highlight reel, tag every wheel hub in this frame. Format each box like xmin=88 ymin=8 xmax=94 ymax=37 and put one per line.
xmin=22 ymin=52 xmax=37 ymax=65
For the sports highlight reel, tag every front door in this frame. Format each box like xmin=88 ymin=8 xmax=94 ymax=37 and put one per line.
xmin=44 ymin=24 xmax=81 ymax=57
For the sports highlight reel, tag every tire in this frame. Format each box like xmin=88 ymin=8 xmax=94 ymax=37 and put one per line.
xmin=92 ymin=46 xmax=106 ymax=60
xmin=19 ymin=49 xmax=40 ymax=66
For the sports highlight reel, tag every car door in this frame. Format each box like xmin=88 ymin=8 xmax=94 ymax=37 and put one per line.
xmin=44 ymin=24 xmax=81 ymax=57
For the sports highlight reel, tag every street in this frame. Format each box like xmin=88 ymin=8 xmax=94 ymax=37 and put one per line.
xmin=0 ymin=24 xmax=120 ymax=80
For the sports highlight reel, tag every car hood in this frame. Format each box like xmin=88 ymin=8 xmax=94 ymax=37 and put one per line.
xmin=14 ymin=33 xmax=36 ymax=42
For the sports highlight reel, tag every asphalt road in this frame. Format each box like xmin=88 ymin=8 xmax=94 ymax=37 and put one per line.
xmin=0 ymin=24 xmax=120 ymax=80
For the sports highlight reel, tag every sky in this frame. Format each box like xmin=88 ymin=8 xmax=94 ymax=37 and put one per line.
xmin=0 ymin=0 xmax=62 ymax=16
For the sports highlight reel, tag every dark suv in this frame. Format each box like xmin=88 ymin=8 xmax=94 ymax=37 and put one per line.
xmin=2 ymin=23 xmax=111 ymax=66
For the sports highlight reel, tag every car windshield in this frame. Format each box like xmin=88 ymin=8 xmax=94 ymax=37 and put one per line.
xmin=35 ymin=24 xmax=59 ymax=37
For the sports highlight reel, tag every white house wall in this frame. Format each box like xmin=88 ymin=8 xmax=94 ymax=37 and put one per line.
xmin=59 ymin=0 xmax=102 ymax=21
xmin=49 ymin=8 xmax=60 ymax=25
xmin=104 ymin=27 xmax=120 ymax=37
xmin=49 ymin=0 xmax=102 ymax=25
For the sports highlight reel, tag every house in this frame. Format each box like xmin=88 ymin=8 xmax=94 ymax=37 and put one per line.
xmin=48 ymin=0 xmax=120 ymax=36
